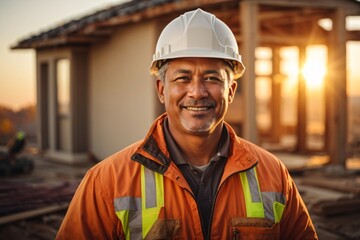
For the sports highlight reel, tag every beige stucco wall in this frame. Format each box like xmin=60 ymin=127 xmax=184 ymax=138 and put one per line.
xmin=89 ymin=22 xmax=158 ymax=160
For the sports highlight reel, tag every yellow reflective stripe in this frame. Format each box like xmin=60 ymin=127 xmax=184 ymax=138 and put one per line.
xmin=240 ymin=167 xmax=287 ymax=223
xmin=239 ymin=167 xmax=265 ymax=218
xmin=116 ymin=211 xmax=130 ymax=240
xmin=141 ymin=165 xmax=164 ymax=238
xmin=273 ymin=201 xmax=285 ymax=223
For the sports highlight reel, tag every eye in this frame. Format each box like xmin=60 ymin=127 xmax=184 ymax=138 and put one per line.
xmin=204 ymin=76 xmax=223 ymax=83
xmin=174 ymin=75 xmax=191 ymax=82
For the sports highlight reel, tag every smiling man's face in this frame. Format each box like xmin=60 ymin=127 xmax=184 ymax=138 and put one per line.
xmin=156 ymin=58 xmax=237 ymax=136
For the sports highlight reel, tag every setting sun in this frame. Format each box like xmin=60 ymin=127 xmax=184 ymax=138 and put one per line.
xmin=302 ymin=59 xmax=327 ymax=89
xmin=302 ymin=46 xmax=327 ymax=90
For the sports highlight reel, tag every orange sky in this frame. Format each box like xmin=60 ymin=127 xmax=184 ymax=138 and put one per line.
xmin=0 ymin=1 xmax=359 ymax=110
xmin=0 ymin=0 xmax=127 ymax=110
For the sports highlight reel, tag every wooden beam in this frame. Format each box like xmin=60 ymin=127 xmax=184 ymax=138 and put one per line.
xmin=296 ymin=45 xmax=307 ymax=153
xmin=301 ymin=177 xmax=360 ymax=194
xmin=240 ymin=1 xmax=259 ymax=143
xmin=326 ymin=8 xmax=347 ymax=166
xmin=81 ymin=25 xmax=114 ymax=36
xmin=251 ymin=0 xmax=359 ymax=9
xmin=312 ymin=199 xmax=360 ymax=217
xmin=0 ymin=203 xmax=69 ymax=225
xmin=347 ymin=30 xmax=360 ymax=41
xmin=258 ymin=8 xmax=331 ymax=23
xmin=270 ymin=47 xmax=282 ymax=143
xmin=96 ymin=0 xmax=236 ymax=28
xmin=236 ymin=34 xmax=328 ymax=46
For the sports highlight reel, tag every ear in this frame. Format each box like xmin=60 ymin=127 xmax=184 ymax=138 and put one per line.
xmin=228 ymin=80 xmax=237 ymax=103
xmin=156 ymin=79 xmax=165 ymax=104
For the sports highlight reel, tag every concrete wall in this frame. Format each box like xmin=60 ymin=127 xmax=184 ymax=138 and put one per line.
xmin=89 ymin=22 xmax=158 ymax=160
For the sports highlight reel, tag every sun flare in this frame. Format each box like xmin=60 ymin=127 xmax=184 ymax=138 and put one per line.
xmin=302 ymin=59 xmax=327 ymax=90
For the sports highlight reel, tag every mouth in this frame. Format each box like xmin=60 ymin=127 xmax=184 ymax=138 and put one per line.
xmin=181 ymin=99 xmax=216 ymax=112
xmin=182 ymin=106 xmax=213 ymax=111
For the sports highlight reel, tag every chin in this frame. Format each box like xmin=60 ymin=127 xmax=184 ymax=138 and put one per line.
xmin=180 ymin=119 xmax=217 ymax=135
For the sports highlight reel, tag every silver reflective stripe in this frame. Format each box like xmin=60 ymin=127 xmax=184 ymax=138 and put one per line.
xmin=241 ymin=167 xmax=286 ymax=223
xmin=246 ymin=168 xmax=262 ymax=203
xmin=114 ymin=197 xmax=142 ymax=239
xmin=144 ymin=167 xmax=156 ymax=208
xmin=114 ymin=196 xmax=141 ymax=211
xmin=262 ymin=191 xmax=286 ymax=222
xmin=129 ymin=211 xmax=142 ymax=240
xmin=114 ymin=166 xmax=164 ymax=239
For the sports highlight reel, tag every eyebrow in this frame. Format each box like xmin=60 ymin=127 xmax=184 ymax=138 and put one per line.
xmin=203 ymin=70 xmax=221 ymax=75
xmin=172 ymin=69 xmax=222 ymax=75
xmin=173 ymin=69 xmax=192 ymax=75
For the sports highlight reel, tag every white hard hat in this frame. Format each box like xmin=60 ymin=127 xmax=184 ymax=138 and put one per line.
xmin=150 ymin=8 xmax=245 ymax=79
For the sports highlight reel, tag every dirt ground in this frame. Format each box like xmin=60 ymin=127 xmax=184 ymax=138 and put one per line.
xmin=1 ymin=151 xmax=360 ymax=240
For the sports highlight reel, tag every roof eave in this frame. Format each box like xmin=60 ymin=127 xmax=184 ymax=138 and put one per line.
xmin=11 ymin=0 xmax=235 ymax=50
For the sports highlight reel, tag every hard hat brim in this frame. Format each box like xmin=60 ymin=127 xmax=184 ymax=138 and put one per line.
xmin=150 ymin=48 xmax=245 ymax=79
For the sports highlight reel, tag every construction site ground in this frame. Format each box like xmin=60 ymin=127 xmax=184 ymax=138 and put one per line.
xmin=0 ymin=149 xmax=359 ymax=240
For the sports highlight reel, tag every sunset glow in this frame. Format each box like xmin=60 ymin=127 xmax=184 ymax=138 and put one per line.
xmin=302 ymin=59 xmax=327 ymax=90
xmin=302 ymin=46 xmax=327 ymax=90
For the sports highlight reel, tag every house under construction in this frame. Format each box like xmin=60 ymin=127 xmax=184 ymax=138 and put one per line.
xmin=11 ymin=0 xmax=360 ymax=167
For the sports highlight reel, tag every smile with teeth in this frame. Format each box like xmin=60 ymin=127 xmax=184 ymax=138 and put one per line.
xmin=184 ymin=106 xmax=212 ymax=111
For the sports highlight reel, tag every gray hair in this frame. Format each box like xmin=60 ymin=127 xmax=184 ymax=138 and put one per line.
xmin=157 ymin=61 xmax=169 ymax=82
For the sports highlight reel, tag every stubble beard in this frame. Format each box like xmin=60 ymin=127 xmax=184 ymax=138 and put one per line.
xmin=180 ymin=115 xmax=217 ymax=135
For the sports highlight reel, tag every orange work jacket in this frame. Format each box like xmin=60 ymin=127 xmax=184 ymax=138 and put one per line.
xmin=56 ymin=114 xmax=318 ymax=240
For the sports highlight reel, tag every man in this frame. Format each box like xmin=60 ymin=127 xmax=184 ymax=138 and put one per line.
xmin=57 ymin=9 xmax=318 ymax=240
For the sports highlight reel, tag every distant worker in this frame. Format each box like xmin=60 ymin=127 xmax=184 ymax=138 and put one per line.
xmin=7 ymin=131 xmax=26 ymax=157
xmin=57 ymin=9 xmax=318 ymax=239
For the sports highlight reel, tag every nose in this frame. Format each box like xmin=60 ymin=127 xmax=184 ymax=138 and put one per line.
xmin=187 ymin=78 xmax=208 ymax=99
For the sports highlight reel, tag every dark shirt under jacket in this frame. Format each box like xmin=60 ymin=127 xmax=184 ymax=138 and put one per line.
xmin=163 ymin=118 xmax=230 ymax=239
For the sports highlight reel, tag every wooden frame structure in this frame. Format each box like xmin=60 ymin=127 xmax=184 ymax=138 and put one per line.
xmin=12 ymin=0 xmax=360 ymax=166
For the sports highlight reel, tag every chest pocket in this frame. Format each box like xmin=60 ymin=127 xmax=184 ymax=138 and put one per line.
xmin=231 ymin=218 xmax=280 ymax=240
xmin=232 ymin=167 xmax=285 ymax=240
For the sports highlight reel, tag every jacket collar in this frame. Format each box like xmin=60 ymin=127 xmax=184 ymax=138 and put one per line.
xmin=131 ymin=113 xmax=258 ymax=175
xmin=131 ymin=114 xmax=170 ymax=174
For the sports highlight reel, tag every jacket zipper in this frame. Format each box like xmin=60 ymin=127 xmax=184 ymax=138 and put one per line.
xmin=206 ymin=164 xmax=257 ymax=239
xmin=206 ymin=173 xmax=231 ymax=239
xmin=232 ymin=227 xmax=240 ymax=240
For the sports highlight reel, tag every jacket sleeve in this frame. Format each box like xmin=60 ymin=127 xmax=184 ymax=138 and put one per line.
xmin=280 ymin=167 xmax=318 ymax=240
xmin=56 ymin=167 xmax=124 ymax=239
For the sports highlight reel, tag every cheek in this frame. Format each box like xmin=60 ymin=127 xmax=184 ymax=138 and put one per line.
xmin=210 ymin=86 xmax=226 ymax=101
xmin=166 ymin=86 xmax=186 ymax=102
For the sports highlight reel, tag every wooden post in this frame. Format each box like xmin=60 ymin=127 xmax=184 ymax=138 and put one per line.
xmin=297 ymin=45 xmax=307 ymax=153
xmin=271 ymin=47 xmax=282 ymax=143
xmin=240 ymin=1 xmax=259 ymax=143
xmin=327 ymin=8 xmax=347 ymax=166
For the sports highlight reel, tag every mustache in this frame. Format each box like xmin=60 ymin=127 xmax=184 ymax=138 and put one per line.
xmin=181 ymin=99 xmax=216 ymax=107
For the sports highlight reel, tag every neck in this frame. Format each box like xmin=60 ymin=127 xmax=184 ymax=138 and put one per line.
xmin=168 ymin=123 xmax=224 ymax=166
